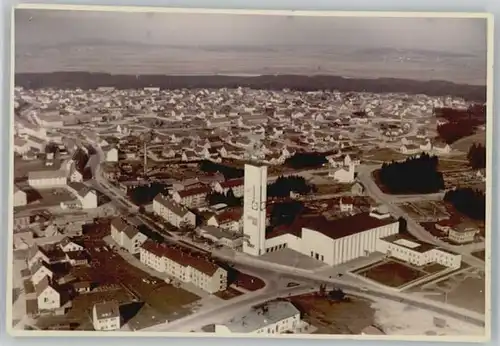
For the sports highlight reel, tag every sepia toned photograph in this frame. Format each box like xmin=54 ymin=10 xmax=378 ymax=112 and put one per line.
xmin=8 ymin=4 xmax=492 ymax=341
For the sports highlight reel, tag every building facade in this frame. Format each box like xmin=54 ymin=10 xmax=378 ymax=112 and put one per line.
xmin=153 ymin=194 xmax=196 ymax=228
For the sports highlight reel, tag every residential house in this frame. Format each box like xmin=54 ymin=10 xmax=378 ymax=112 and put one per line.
xmin=152 ymin=194 xmax=196 ymax=228
xmin=92 ymin=301 xmax=121 ymax=331
xmin=110 ymin=217 xmax=148 ymax=254
xmin=59 ymin=237 xmax=84 ymax=252
xmin=351 ymin=182 xmax=365 ymax=196
xmin=13 ymin=185 xmax=28 ymax=207
xmin=173 ymin=186 xmax=211 ymax=208
xmin=206 ymin=208 xmax=243 ymax=233
xmin=27 ymin=246 xmax=50 ymax=268
xmin=400 ymin=144 xmax=421 ymax=155
xmin=68 ymin=182 xmax=98 ymax=209
xmin=433 ymin=142 xmax=452 ymax=155
xmin=339 ymin=197 xmax=354 ymax=213
xmin=36 ymin=276 xmax=61 ymax=311
xmin=213 ymin=178 xmax=244 ymax=198
xmin=30 ymin=260 xmax=54 ymax=286
xmin=104 ymin=147 xmax=119 ymax=162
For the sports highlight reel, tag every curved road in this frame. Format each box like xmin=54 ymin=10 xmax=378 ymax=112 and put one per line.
xmin=356 ymin=165 xmax=485 ymax=268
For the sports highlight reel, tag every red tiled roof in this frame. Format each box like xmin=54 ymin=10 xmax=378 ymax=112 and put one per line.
xmin=141 ymin=240 xmax=221 ymax=276
xmin=266 ymin=212 xmax=397 ymax=241
xmin=219 ymin=178 xmax=244 ymax=189
xmin=177 ymin=186 xmax=211 ymax=198
xmin=214 ymin=208 xmax=243 ymax=224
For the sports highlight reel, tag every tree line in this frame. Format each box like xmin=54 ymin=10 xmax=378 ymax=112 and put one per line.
xmin=199 ymin=160 xmax=244 ymax=180
xmin=206 ymin=190 xmax=242 ymax=207
xmin=285 ymin=152 xmax=328 ymax=169
xmin=378 ymin=153 xmax=444 ymax=194
xmin=435 ymin=105 xmax=486 ymax=144
xmin=128 ymin=183 xmax=170 ymax=206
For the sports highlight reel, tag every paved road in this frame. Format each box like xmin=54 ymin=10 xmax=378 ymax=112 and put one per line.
xmin=356 ymin=165 xmax=485 ymax=268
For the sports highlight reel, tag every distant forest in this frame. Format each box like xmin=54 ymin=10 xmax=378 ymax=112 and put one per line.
xmin=15 ymin=72 xmax=486 ymax=102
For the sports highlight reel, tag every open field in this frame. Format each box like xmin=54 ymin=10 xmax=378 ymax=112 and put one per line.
xmin=452 ymin=131 xmax=486 ymax=153
xmin=437 ymin=158 xmax=469 ymax=172
xmin=353 ymin=260 xmax=429 ymax=288
xmin=315 ymin=183 xmax=353 ymax=195
xmin=362 ymin=148 xmax=407 ymax=163
xmin=288 ymin=293 xmax=375 ymax=335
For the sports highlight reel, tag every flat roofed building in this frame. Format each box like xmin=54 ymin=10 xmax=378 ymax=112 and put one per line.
xmin=28 ymin=169 xmax=67 ymax=189
xmin=215 ymin=301 xmax=301 ymax=334
xmin=376 ymin=233 xmax=461 ymax=269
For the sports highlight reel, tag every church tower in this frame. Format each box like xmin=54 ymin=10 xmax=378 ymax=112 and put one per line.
xmin=242 ymin=163 xmax=268 ymax=256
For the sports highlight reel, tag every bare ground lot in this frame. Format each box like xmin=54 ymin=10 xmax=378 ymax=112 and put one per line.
xmin=399 ymin=201 xmax=450 ymax=222
xmin=287 ymin=293 xmax=375 ymax=335
xmin=409 ymin=268 xmax=485 ymax=314
xmin=214 ymin=287 xmax=244 ymax=300
xmin=472 ymin=250 xmax=486 ymax=261
xmin=353 ymin=259 xmax=429 ymax=288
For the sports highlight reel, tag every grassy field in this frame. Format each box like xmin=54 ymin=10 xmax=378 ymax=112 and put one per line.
xmin=362 ymin=148 xmax=407 ymax=163
xmin=452 ymin=131 xmax=486 ymax=152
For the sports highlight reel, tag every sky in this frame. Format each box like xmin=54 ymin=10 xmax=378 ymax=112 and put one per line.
xmin=14 ymin=9 xmax=489 ymax=84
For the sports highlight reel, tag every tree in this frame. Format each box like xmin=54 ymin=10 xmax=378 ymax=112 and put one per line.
xmin=397 ymin=217 xmax=408 ymax=234
xmin=284 ymin=152 xmax=328 ymax=169
xmin=444 ymin=188 xmax=485 ymax=221
xmin=467 ymin=143 xmax=486 ymax=170
xmin=378 ymin=153 xmax=444 ymax=194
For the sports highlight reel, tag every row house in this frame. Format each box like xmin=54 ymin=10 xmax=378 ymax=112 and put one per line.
xmin=140 ymin=240 xmax=228 ymax=294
